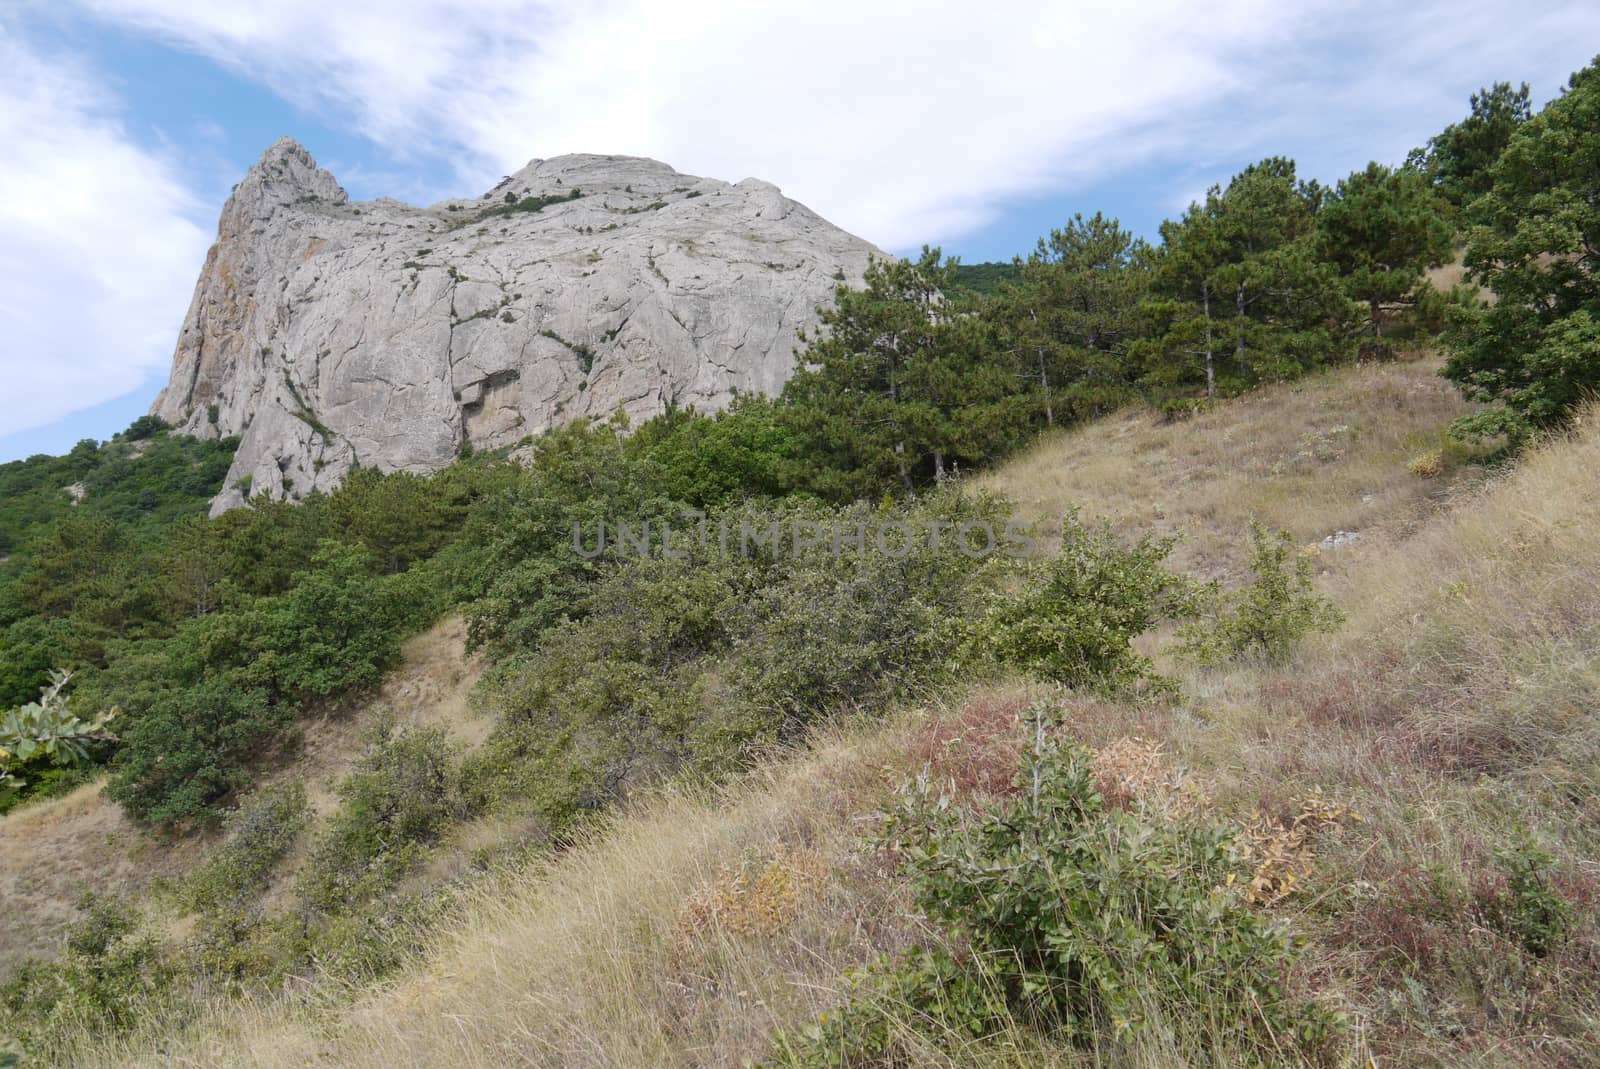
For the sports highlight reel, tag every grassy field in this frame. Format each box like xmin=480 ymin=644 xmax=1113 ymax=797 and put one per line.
xmin=25 ymin=356 xmax=1600 ymax=1068
xmin=973 ymin=350 xmax=1484 ymax=580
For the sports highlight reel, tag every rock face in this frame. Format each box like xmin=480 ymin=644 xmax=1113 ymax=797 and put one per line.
xmin=152 ymin=139 xmax=883 ymax=512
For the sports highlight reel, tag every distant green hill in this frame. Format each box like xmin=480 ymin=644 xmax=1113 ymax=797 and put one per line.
xmin=0 ymin=420 xmax=237 ymax=557
xmin=947 ymin=260 xmax=1020 ymax=296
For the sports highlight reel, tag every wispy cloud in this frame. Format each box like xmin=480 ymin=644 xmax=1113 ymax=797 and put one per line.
xmin=0 ymin=24 xmax=209 ymax=438
xmin=68 ymin=1 xmax=1600 ymax=250
xmin=71 ymin=0 xmax=1344 ymax=247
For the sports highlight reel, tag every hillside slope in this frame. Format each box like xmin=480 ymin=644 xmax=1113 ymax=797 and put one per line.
xmin=0 ymin=616 xmax=486 ymax=979
xmin=975 ymin=350 xmax=1483 ymax=580
xmin=51 ymin=357 xmax=1600 ymax=1069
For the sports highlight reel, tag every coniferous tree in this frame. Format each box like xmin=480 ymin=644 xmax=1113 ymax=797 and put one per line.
xmin=1408 ymin=81 xmax=1533 ymax=212
xmin=1445 ymin=59 xmax=1600 ymax=443
xmin=1316 ymin=162 xmax=1455 ymax=337
xmin=782 ymin=249 xmax=1018 ymax=497
xmin=994 ymin=213 xmax=1149 ymax=425
xmin=1138 ymin=159 xmax=1350 ymax=399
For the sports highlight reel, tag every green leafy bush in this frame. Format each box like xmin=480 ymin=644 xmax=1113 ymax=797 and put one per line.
xmin=1482 ymin=843 xmax=1572 ymax=958
xmin=0 ymin=670 xmax=117 ymax=802
xmin=105 ymin=680 xmax=289 ymax=826
xmin=180 ymin=783 xmax=310 ymax=916
xmin=467 ymin=492 xmax=999 ymax=824
xmin=265 ymin=540 xmax=407 ymax=696
xmin=627 ymin=395 xmax=799 ymax=508
xmin=774 ymin=710 xmax=1336 ymax=1066
xmin=301 ymin=723 xmax=465 ymax=912
xmin=0 ymin=896 xmax=175 ymax=1061
xmin=460 ymin=417 xmax=679 ymax=652
xmin=963 ymin=512 xmax=1198 ymax=691
xmin=1179 ymin=524 xmax=1343 ymax=665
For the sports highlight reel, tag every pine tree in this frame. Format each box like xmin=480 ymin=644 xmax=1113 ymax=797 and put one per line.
xmin=1408 ymin=81 xmax=1533 ymax=211
xmin=1444 ymin=59 xmax=1600 ymax=442
xmin=781 ymin=249 xmax=1021 ymax=498
xmin=1316 ymin=162 xmax=1454 ymax=337
xmin=1138 ymin=159 xmax=1349 ymax=399
xmin=993 ymin=213 xmax=1149 ymax=425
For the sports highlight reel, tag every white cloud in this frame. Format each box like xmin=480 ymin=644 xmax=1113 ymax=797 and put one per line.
xmin=65 ymin=0 xmax=1600 ymax=251
xmin=74 ymin=0 xmax=1338 ymax=247
xmin=0 ymin=26 xmax=210 ymax=438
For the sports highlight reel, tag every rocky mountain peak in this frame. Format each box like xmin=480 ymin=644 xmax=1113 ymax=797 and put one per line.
xmin=152 ymin=141 xmax=882 ymax=513
xmin=233 ymin=137 xmax=348 ymax=218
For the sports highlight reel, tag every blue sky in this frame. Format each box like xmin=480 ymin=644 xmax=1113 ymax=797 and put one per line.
xmin=3 ymin=1 xmax=1599 ymax=462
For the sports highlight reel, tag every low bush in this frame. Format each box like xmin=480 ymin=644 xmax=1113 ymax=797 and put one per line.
xmin=0 ymin=897 xmax=176 ymax=1061
xmin=963 ymin=512 xmax=1200 ymax=691
xmin=467 ymin=492 xmax=1003 ymax=823
xmin=105 ymin=679 xmax=289 ymax=826
xmin=180 ymin=783 xmax=310 ymax=916
xmin=301 ymin=722 xmax=465 ymax=912
xmin=1179 ymin=523 xmax=1343 ymax=665
xmin=773 ymin=709 xmax=1337 ymax=1066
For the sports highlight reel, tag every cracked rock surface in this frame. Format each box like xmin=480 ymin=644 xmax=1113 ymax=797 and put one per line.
xmin=152 ymin=138 xmax=883 ymax=512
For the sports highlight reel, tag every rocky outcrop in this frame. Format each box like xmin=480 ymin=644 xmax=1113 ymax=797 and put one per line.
xmin=152 ymin=139 xmax=883 ymax=512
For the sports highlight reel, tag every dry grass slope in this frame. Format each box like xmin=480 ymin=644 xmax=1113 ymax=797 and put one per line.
xmin=45 ymin=375 xmax=1600 ymax=1068
xmin=975 ymin=351 xmax=1482 ymax=580
xmin=0 ymin=615 xmax=488 ymax=978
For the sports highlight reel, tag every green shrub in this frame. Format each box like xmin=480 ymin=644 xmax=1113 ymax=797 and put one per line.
xmin=1178 ymin=523 xmax=1343 ymax=665
xmin=120 ymin=416 xmax=168 ymax=442
xmin=964 ymin=512 xmax=1199 ymax=691
xmin=301 ymin=723 xmax=464 ymax=912
xmin=180 ymin=783 xmax=310 ymax=915
xmin=1482 ymin=843 xmax=1572 ymax=958
xmin=724 ymin=496 xmax=996 ymax=740
xmin=105 ymin=679 xmax=290 ymax=826
xmin=0 ymin=896 xmax=175 ymax=1060
xmin=627 ymin=395 xmax=799 ymax=508
xmin=466 ymin=493 xmax=1000 ymax=822
xmin=464 ymin=539 xmax=754 ymax=820
xmin=774 ymin=710 xmax=1336 ymax=1066
xmin=264 ymin=540 xmax=407 ymax=696
xmin=0 ymin=670 xmax=117 ymax=802
xmin=0 ymin=617 xmax=75 ymax=709
xmin=460 ymin=417 xmax=679 ymax=652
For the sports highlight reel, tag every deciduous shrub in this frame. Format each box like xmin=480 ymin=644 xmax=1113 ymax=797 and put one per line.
xmin=301 ymin=723 xmax=465 ymax=912
xmin=964 ymin=512 xmax=1199 ymax=690
xmin=180 ymin=783 xmax=310 ymax=916
xmin=0 ymin=896 xmax=175 ymax=1061
xmin=773 ymin=710 xmax=1337 ymax=1066
xmin=106 ymin=680 xmax=288 ymax=826
xmin=265 ymin=540 xmax=407 ymax=696
xmin=0 ymin=670 xmax=116 ymax=804
xmin=1179 ymin=523 xmax=1343 ymax=665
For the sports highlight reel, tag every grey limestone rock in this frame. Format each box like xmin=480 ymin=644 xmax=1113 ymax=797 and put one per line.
xmin=151 ymin=139 xmax=883 ymax=512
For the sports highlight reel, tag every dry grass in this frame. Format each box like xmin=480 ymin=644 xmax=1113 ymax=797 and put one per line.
xmin=1086 ymin=409 xmax=1600 ymax=1066
xmin=0 ymin=780 xmax=204 ymax=975
xmin=58 ymin=713 xmax=935 ymax=1068
xmin=974 ymin=351 xmax=1483 ymax=581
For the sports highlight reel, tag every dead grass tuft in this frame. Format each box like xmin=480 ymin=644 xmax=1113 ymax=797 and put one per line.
xmin=677 ymin=844 xmax=831 ymax=941
xmin=1090 ymin=736 xmax=1208 ymax=819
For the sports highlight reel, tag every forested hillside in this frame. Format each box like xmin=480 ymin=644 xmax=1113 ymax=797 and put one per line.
xmin=4 ymin=56 xmax=1600 ymax=1069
